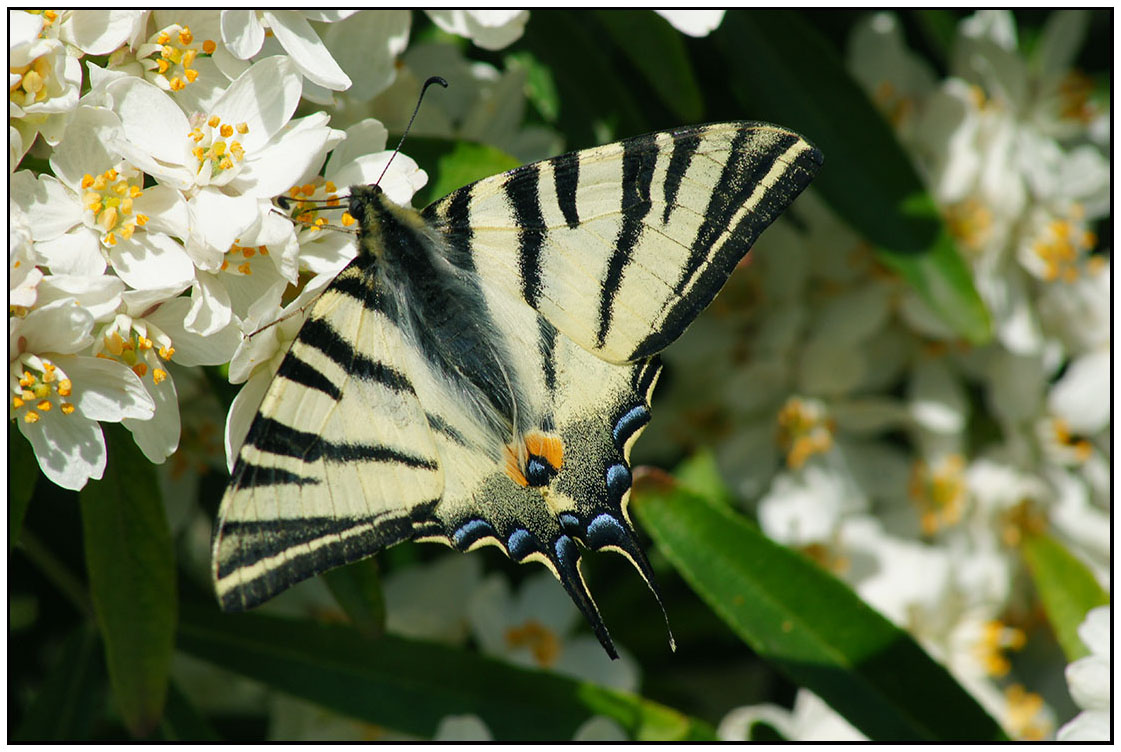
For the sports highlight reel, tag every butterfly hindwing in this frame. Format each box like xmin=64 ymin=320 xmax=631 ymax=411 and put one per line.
xmin=423 ymin=121 xmax=823 ymax=363
xmin=213 ymin=120 xmax=821 ymax=656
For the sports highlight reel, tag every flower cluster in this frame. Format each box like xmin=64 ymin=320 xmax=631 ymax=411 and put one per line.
xmin=10 ymin=10 xmax=519 ymax=489
xmin=644 ymin=11 xmax=1106 ymax=741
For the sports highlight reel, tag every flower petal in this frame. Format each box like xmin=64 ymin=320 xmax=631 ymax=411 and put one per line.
xmin=18 ymin=410 xmax=106 ymax=491
xmin=11 ymin=171 xmax=82 ymax=242
xmin=109 ymin=233 xmax=195 ymax=293
xmin=34 ymin=227 xmax=106 ymax=278
xmin=263 ymin=10 xmax=351 ymax=91
xmin=221 ymin=9 xmax=265 ymax=59
xmin=67 ymin=355 xmax=155 ymax=422
xmin=211 ymin=56 xmax=302 ymax=149
xmin=123 ymin=367 xmax=180 ymax=463
xmin=146 ymin=296 xmax=241 ymax=367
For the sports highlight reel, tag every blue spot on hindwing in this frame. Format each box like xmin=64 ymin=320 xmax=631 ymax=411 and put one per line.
xmin=452 ymin=518 xmax=496 ymax=549
xmin=606 ymin=463 xmax=632 ymax=504
xmin=586 ymin=513 xmax=627 ymax=549
xmin=507 ymin=528 xmax=535 ymax=560
xmin=559 ymin=513 xmax=581 ymax=534
xmin=525 ymin=455 xmax=554 ymax=486
xmin=612 ymin=405 xmax=650 ymax=448
xmin=554 ymin=535 xmax=578 ymax=571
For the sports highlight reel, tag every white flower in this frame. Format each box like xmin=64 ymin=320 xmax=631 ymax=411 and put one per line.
xmin=317 ymin=11 xmax=410 ymax=103
xmin=58 ymin=9 xmax=147 ymax=55
xmin=219 ymin=10 xmax=353 ymax=92
xmin=655 ymin=10 xmax=726 ymax=38
xmin=468 ymin=570 xmax=640 ymax=692
xmin=10 ymin=299 xmax=155 ymax=490
xmin=14 ymin=105 xmax=194 ymax=295
xmin=1057 ymin=605 xmax=1110 ymax=741
xmin=9 ymin=11 xmax=83 ymax=154
xmin=719 ymin=689 xmax=865 ymax=741
xmin=424 ymin=10 xmax=529 ymax=51
xmin=382 ymin=554 xmax=484 ymax=644
xmin=433 ymin=715 xmax=492 ymax=741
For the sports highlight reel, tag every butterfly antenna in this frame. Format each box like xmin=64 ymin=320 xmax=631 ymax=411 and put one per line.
xmin=377 ymin=75 xmax=448 ymax=187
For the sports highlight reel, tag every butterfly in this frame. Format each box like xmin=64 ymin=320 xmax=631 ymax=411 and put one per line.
xmin=212 ymin=121 xmax=822 ymax=658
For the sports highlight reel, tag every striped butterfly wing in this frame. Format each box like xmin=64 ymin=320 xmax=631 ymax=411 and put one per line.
xmin=213 ymin=258 xmax=446 ymax=610
xmin=422 ymin=121 xmax=823 ymax=364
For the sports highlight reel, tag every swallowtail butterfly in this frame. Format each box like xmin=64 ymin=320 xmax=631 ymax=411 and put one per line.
xmin=213 ymin=120 xmax=822 ymax=658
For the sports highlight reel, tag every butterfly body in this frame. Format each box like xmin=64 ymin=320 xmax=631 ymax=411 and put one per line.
xmin=214 ymin=122 xmax=822 ymax=657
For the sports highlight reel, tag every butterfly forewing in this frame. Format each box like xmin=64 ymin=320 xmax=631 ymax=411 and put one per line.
xmin=423 ymin=122 xmax=823 ymax=363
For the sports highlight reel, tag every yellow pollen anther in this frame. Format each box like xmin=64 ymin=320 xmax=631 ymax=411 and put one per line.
xmin=158 ymin=345 xmax=175 ymax=360
xmin=237 ymin=262 xmax=252 ymax=275
xmin=81 ymin=174 xmax=94 ymax=188
xmin=220 ymin=123 xmax=233 ymax=138
xmin=58 ymin=379 xmax=72 ymax=396
xmin=24 ymin=410 xmax=40 ymax=423
xmin=202 ymin=39 xmax=217 ymax=54
xmin=132 ymin=363 xmax=148 ymax=378
xmin=185 ymin=68 xmax=199 ymax=83
xmin=236 ymin=122 xmax=249 ymax=134
xmin=156 ymin=31 xmax=171 ymax=45
xmin=12 ymin=396 xmax=24 ymax=409
xmin=36 ymin=400 xmax=51 ymax=411
xmin=341 ymin=212 xmax=356 ymax=227
xmin=153 ymin=368 xmax=168 ymax=384
xmin=60 ymin=402 xmax=75 ymax=415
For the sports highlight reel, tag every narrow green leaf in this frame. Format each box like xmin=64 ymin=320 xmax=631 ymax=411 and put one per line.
xmin=9 ymin=422 xmax=38 ymax=550
xmin=1020 ymin=531 xmax=1109 ymax=662
xmin=177 ymin=603 xmax=715 ymax=741
xmin=714 ymin=10 xmax=991 ymax=344
xmin=322 ymin=558 xmax=386 ymax=639
xmin=13 ymin=624 xmax=105 ymax=741
xmin=630 ymin=470 xmax=1006 ymax=741
xmin=160 ymin=681 xmax=221 ymax=741
xmin=594 ymin=10 xmax=703 ymax=122
xmin=80 ymin=424 xmax=176 ymax=737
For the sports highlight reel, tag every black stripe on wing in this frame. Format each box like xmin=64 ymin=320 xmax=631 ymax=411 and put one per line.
xmin=630 ymin=133 xmax=823 ymax=359
xmin=505 ymin=164 xmax=547 ymax=309
xmin=296 ymin=317 xmax=416 ymax=395
xmin=217 ymin=501 xmax=439 ymax=611
xmin=246 ymin=416 xmax=438 ymax=468
xmin=596 ymin=133 xmax=658 ymax=349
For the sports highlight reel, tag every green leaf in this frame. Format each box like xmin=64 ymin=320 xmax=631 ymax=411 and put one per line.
xmin=876 ymin=226 xmax=992 ymax=344
xmin=505 ymin=50 xmax=561 ymax=124
xmin=913 ymin=9 xmax=959 ymax=66
xmin=13 ymin=624 xmax=105 ymax=741
xmin=714 ymin=10 xmax=991 ymax=344
xmin=412 ymin=138 xmax=521 ymax=208
xmin=594 ymin=10 xmax=703 ymax=122
xmin=516 ymin=10 xmax=649 ymax=147
xmin=322 ymin=558 xmax=386 ymax=639
xmin=9 ymin=422 xmax=38 ymax=550
xmin=630 ymin=470 xmax=1006 ymax=741
xmin=80 ymin=424 xmax=176 ymax=737
xmin=1020 ymin=531 xmax=1109 ymax=662
xmin=160 ymin=681 xmax=221 ymax=741
xmin=177 ymin=603 xmax=715 ymax=741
